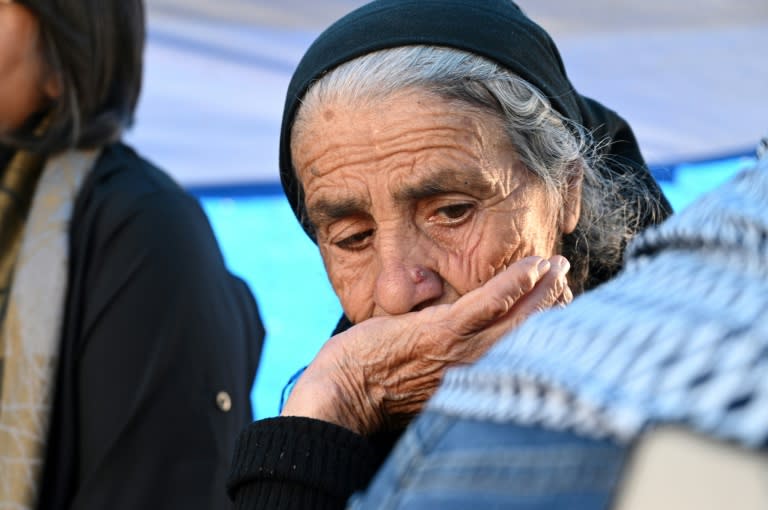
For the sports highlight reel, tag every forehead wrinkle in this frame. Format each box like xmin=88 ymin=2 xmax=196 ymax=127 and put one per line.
xmin=297 ymin=142 xmax=379 ymax=178
xmin=372 ymin=123 xmax=484 ymax=156
xmin=296 ymin=97 xmax=492 ymax=178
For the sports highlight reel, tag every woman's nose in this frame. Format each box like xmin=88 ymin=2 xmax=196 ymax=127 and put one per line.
xmin=373 ymin=250 xmax=443 ymax=316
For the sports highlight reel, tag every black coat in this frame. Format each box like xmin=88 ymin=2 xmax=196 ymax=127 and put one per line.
xmin=36 ymin=143 xmax=264 ymax=509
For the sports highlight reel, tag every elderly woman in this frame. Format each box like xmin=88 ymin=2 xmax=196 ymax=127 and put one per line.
xmin=0 ymin=1 xmax=263 ymax=508
xmin=229 ymin=0 xmax=670 ymax=508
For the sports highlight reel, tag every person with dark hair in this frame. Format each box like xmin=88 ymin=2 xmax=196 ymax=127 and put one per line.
xmin=0 ymin=1 xmax=264 ymax=509
xmin=227 ymin=1 xmax=670 ymax=508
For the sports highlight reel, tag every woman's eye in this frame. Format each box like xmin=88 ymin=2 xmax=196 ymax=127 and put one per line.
xmin=433 ymin=203 xmax=474 ymax=223
xmin=335 ymin=229 xmax=374 ymax=250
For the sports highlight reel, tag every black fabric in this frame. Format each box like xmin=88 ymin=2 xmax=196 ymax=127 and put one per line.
xmin=227 ymin=416 xmax=402 ymax=510
xmin=0 ymin=144 xmax=12 ymax=171
xmin=228 ymin=417 xmax=382 ymax=509
xmin=278 ymin=0 xmax=671 ymax=242
xmin=36 ymin=143 xmax=265 ymax=510
xmin=331 ymin=315 xmax=353 ymax=336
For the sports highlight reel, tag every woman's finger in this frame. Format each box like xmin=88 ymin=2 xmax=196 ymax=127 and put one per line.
xmin=506 ymin=255 xmax=570 ymax=318
xmin=446 ymin=256 xmax=551 ymax=336
xmin=558 ymin=283 xmax=574 ymax=308
xmin=460 ymin=255 xmax=570 ymax=347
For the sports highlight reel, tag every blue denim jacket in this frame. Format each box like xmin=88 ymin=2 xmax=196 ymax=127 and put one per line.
xmin=350 ymin=412 xmax=626 ymax=510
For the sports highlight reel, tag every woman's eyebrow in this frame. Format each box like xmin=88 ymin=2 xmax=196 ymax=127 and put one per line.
xmin=307 ymin=196 xmax=369 ymax=224
xmin=396 ymin=168 xmax=494 ymax=201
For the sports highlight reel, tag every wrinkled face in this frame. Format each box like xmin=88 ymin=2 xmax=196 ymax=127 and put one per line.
xmin=292 ymin=88 xmax=580 ymax=323
xmin=0 ymin=0 xmax=53 ymax=135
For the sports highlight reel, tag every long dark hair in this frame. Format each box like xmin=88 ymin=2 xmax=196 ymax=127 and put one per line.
xmin=7 ymin=0 xmax=145 ymax=154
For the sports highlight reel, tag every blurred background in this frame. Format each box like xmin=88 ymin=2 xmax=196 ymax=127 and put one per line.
xmin=128 ymin=0 xmax=768 ymax=418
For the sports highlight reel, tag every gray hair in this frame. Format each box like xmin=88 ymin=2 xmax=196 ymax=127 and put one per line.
xmin=293 ymin=46 xmax=660 ymax=292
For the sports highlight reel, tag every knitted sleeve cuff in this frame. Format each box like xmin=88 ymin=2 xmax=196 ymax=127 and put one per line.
xmin=227 ymin=416 xmax=380 ymax=508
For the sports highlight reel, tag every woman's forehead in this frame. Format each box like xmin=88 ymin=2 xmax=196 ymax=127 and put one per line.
xmin=294 ymin=90 xmax=518 ymax=178
xmin=293 ymin=88 xmax=504 ymax=154
xmin=294 ymin=84 xmax=496 ymax=130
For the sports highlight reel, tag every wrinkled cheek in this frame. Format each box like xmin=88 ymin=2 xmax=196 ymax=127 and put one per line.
xmin=433 ymin=236 xmax=491 ymax=296
xmin=459 ymin=244 xmax=487 ymax=293
xmin=446 ymin=229 xmax=530 ymax=295
xmin=324 ymin=257 xmax=376 ymax=323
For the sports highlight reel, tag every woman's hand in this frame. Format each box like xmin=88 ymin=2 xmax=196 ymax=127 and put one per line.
xmin=281 ymin=255 xmax=571 ymax=436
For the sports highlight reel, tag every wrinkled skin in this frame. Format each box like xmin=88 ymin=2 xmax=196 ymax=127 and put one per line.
xmin=282 ymin=88 xmax=582 ymax=435
xmin=0 ymin=0 xmax=58 ymax=135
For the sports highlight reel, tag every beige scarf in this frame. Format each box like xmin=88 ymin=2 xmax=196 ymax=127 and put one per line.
xmin=0 ymin=148 xmax=99 ymax=508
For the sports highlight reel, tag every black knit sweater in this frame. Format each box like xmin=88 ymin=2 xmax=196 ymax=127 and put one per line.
xmin=228 ymin=417 xmax=393 ymax=510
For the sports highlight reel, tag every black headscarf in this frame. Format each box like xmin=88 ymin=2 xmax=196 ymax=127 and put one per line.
xmin=279 ymin=0 xmax=671 ymax=247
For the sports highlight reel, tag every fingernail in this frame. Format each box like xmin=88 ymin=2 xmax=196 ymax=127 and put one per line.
xmin=557 ymin=257 xmax=571 ymax=273
xmin=537 ymin=259 xmax=551 ymax=273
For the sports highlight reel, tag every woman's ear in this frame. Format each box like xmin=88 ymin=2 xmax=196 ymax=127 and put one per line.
xmin=561 ymin=162 xmax=584 ymax=234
